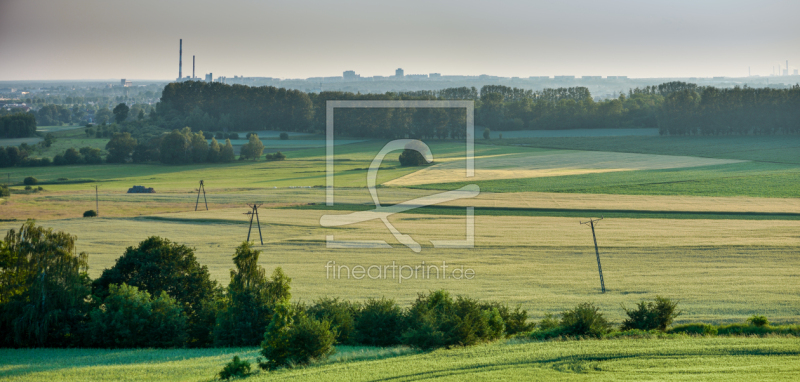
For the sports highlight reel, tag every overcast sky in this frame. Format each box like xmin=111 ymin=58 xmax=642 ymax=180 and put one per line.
xmin=1 ymin=0 xmax=798 ymax=81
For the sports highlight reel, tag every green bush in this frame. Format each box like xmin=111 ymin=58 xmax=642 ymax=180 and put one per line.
xmin=88 ymin=283 xmax=187 ymax=348
xmin=0 ymin=185 xmax=9 ymax=197
xmin=24 ymin=185 xmax=32 ymax=191
xmin=83 ymin=210 xmax=97 ymax=217
xmin=353 ymin=297 xmax=407 ymax=347
xmin=398 ymin=149 xmax=427 ymax=166
xmin=23 ymin=176 xmax=37 ymax=185
xmin=219 ymin=356 xmax=250 ymax=380
xmin=538 ymin=313 xmax=560 ymax=331
xmin=402 ymin=291 xmax=505 ymax=350
xmin=621 ymin=296 xmax=681 ymax=331
xmin=307 ymin=297 xmax=358 ymax=344
xmin=480 ymin=302 xmax=534 ymax=335
xmin=260 ymin=303 xmax=335 ymax=370
xmin=668 ymin=323 xmax=718 ymax=336
xmin=748 ymin=315 xmax=769 ymax=327
xmin=279 ymin=132 xmax=289 ymax=140
xmin=265 ymin=151 xmax=286 ymax=161
xmin=559 ymin=302 xmax=611 ymax=337
xmin=483 ymin=127 xmax=491 ymax=139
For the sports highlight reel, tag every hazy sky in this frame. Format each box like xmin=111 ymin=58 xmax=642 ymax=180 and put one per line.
xmin=1 ymin=0 xmax=798 ymax=80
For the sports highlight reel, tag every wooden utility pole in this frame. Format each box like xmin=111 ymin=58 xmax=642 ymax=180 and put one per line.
xmin=580 ymin=217 xmax=605 ymax=293
xmin=95 ymin=185 xmax=99 ymax=216
xmin=244 ymin=203 xmax=264 ymax=244
xmin=195 ymin=180 xmax=208 ymax=211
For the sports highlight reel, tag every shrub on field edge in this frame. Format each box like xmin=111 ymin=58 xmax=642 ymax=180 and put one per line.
xmin=307 ymin=297 xmax=358 ymax=345
xmin=668 ymin=323 xmax=718 ymax=336
xmin=480 ymin=302 xmax=534 ymax=335
xmin=23 ymin=176 xmax=37 ymax=185
xmin=559 ymin=302 xmax=611 ymax=337
xmin=219 ymin=356 xmax=251 ymax=380
xmin=353 ymin=297 xmax=407 ymax=347
xmin=402 ymin=290 xmax=505 ymax=350
xmin=0 ymin=185 xmax=9 ymax=197
xmin=748 ymin=315 xmax=769 ymax=327
xmin=279 ymin=132 xmax=289 ymax=140
xmin=259 ymin=303 xmax=336 ymax=370
xmin=83 ymin=210 xmax=97 ymax=217
xmin=88 ymin=283 xmax=187 ymax=348
xmin=621 ymin=296 xmax=681 ymax=331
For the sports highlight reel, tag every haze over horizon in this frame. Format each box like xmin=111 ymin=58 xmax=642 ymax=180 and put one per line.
xmin=1 ymin=0 xmax=798 ymax=81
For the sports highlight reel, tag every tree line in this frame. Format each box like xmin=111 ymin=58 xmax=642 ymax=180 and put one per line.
xmin=157 ymin=81 xmax=800 ymax=138
xmin=0 ymin=112 xmax=36 ymax=138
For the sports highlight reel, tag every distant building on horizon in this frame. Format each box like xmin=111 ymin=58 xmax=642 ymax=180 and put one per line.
xmin=343 ymin=70 xmax=360 ymax=80
xmin=395 ymin=68 xmax=404 ymax=77
xmin=205 ymin=73 xmax=213 ymax=82
xmin=120 ymin=79 xmax=132 ymax=87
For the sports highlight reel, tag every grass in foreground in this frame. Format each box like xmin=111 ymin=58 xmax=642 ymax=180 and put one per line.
xmin=1 ymin=338 xmax=798 ymax=381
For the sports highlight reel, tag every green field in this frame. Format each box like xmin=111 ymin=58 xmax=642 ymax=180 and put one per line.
xmin=1 ymin=133 xmax=799 ymax=380
xmin=412 ymin=161 xmax=800 ymax=197
xmin=497 ymin=135 xmax=800 ymax=164
xmin=2 ymin=338 xmax=798 ymax=381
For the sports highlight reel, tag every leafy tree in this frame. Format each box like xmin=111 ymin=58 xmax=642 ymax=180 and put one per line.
xmin=240 ymin=134 xmax=264 ymax=160
xmin=79 ymin=147 xmax=103 ymax=164
xmin=106 ymin=132 xmax=138 ymax=163
xmin=219 ymin=139 xmax=235 ymax=162
xmin=63 ymin=148 xmax=82 ymax=164
xmin=87 ymin=283 xmax=187 ymax=348
xmin=191 ymin=130 xmax=209 ymax=163
xmin=214 ymin=243 xmax=291 ymax=346
xmin=5 ymin=146 xmax=22 ymax=166
xmin=207 ymin=137 xmax=221 ymax=163
xmin=160 ymin=129 xmax=191 ymax=164
xmin=0 ymin=147 xmax=8 ymax=168
xmin=398 ymin=149 xmax=427 ymax=166
xmin=92 ymin=236 xmax=221 ymax=347
xmin=219 ymin=356 xmax=251 ymax=380
xmin=113 ymin=103 xmax=130 ymax=124
xmin=0 ymin=221 xmax=91 ymax=347
xmin=94 ymin=107 xmax=113 ymax=125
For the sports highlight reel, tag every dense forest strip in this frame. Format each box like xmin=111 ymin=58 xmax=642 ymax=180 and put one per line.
xmin=156 ymin=81 xmax=800 ymax=138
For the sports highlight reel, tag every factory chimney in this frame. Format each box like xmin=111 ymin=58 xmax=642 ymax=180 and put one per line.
xmin=193 ymin=55 xmax=195 ymax=79
xmin=179 ymin=39 xmax=183 ymax=79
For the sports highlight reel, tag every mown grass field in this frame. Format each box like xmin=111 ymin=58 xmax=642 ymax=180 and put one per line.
xmin=1 ymin=337 xmax=798 ymax=381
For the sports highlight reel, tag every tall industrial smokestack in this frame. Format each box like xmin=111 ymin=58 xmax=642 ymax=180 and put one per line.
xmin=179 ymin=39 xmax=183 ymax=79
xmin=193 ymin=55 xmax=195 ymax=79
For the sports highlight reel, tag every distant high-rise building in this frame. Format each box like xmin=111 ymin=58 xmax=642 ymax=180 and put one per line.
xmin=343 ymin=70 xmax=360 ymax=80
xmin=429 ymin=73 xmax=441 ymax=78
xmin=120 ymin=79 xmax=132 ymax=87
xmin=395 ymin=68 xmax=404 ymax=77
xmin=795 ymin=69 xmax=799 ymax=76
xmin=205 ymin=73 xmax=213 ymax=82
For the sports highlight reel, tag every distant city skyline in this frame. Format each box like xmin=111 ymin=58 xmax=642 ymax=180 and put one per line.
xmin=1 ymin=0 xmax=798 ymax=81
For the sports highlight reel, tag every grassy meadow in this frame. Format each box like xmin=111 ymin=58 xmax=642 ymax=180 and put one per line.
xmin=1 ymin=337 xmax=799 ymax=381
xmin=1 ymin=133 xmax=799 ymax=380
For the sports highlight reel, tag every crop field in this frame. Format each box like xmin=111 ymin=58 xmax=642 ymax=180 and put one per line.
xmin=384 ymin=150 xmax=744 ymax=186
xmin=412 ymin=161 xmax=800 ymax=198
xmin=2 ymin=337 xmax=799 ymax=381
xmin=498 ymin=135 xmax=800 ymax=164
